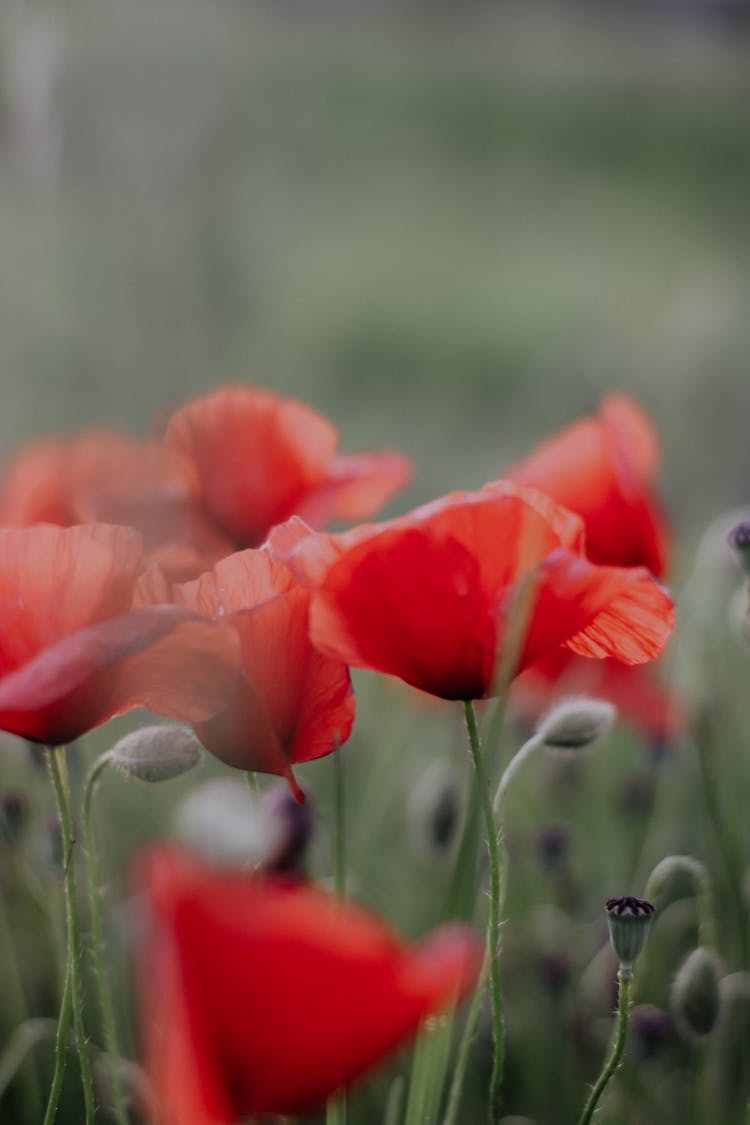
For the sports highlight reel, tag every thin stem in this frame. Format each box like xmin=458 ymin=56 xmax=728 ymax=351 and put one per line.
xmin=41 ymin=958 xmax=72 ymax=1125
xmin=83 ymin=752 xmax=129 ymax=1125
xmin=578 ymin=969 xmax=632 ymax=1125
xmin=463 ymin=701 xmax=506 ymax=1124
xmin=442 ymin=953 xmax=490 ymax=1125
xmin=327 ymin=751 xmax=347 ymax=1125
xmin=47 ymin=745 xmax=96 ymax=1125
xmin=493 ymin=733 xmax=542 ymax=814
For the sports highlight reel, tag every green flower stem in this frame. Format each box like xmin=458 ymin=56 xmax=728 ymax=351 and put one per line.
xmin=493 ymin=734 xmax=542 ymax=814
xmin=463 ymin=700 xmax=506 ymax=1124
xmin=442 ymin=952 xmax=490 ymax=1125
xmin=327 ymin=751 xmax=347 ymax=1125
xmin=578 ymin=968 xmax=633 ymax=1125
xmin=82 ymin=751 xmax=129 ymax=1125
xmin=46 ymin=745 xmax=95 ymax=1125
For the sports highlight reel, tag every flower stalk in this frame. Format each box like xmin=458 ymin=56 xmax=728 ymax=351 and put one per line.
xmin=45 ymin=745 xmax=95 ymax=1125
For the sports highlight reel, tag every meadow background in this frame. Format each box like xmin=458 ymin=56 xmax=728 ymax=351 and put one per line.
xmin=2 ymin=2 xmax=750 ymax=1122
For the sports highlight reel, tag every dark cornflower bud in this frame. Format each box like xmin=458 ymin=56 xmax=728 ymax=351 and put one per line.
xmin=535 ymin=824 xmax=570 ymax=875
xmin=671 ymin=948 xmax=723 ymax=1041
xmin=262 ymin=785 xmax=314 ymax=876
xmin=537 ymin=950 xmax=573 ymax=995
xmin=0 ymin=791 xmax=29 ymax=845
xmin=605 ymin=896 xmax=655 ymax=968
xmin=629 ymin=1004 xmax=671 ymax=1060
xmin=728 ymin=522 xmax=750 ymax=577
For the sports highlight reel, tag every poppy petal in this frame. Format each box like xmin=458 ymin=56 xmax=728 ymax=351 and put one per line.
xmin=0 ymin=607 xmax=239 ymax=745
xmin=294 ymin=450 xmax=413 ymax=527
xmin=164 ymin=387 xmax=338 ymax=546
xmin=137 ymin=846 xmax=481 ymax=1120
xmin=519 ymin=551 xmax=675 ymax=670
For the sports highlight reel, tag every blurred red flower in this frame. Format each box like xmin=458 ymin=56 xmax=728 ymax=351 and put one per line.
xmin=512 ymin=648 xmax=683 ymax=744
xmin=507 ymin=393 xmax=669 ymax=576
xmin=270 ymin=482 xmax=675 ymax=702
xmin=168 ymin=548 xmax=355 ymax=796
xmin=0 ymin=524 xmax=240 ymax=745
xmin=164 ymin=385 xmax=412 ymax=547
xmin=137 ymin=845 xmax=481 ymax=1121
xmin=0 ymin=430 xmax=235 ymax=584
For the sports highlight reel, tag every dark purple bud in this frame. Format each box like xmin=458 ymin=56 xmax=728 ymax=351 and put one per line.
xmin=0 ymin=792 xmax=29 ymax=846
xmin=262 ymin=785 xmax=314 ymax=876
xmin=728 ymin=522 xmax=750 ymax=576
xmin=629 ymin=1004 xmax=671 ymax=1060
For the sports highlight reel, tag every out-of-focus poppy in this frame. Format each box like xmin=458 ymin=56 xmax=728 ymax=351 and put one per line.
xmin=0 ymin=524 xmax=240 ymax=745
xmin=507 ymin=393 xmax=668 ymax=576
xmin=0 ymin=430 xmax=235 ymax=583
xmin=164 ymin=385 xmax=412 ymax=547
xmin=169 ymin=548 xmax=356 ymax=797
xmin=137 ymin=845 xmax=481 ymax=1122
xmin=512 ymin=648 xmax=683 ymax=745
xmin=270 ymin=482 xmax=675 ymax=702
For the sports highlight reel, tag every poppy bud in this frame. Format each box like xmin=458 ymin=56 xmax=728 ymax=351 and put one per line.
xmin=728 ymin=522 xmax=750 ymax=578
xmin=262 ymin=784 xmax=314 ymax=876
xmin=536 ymin=698 xmax=616 ymax=752
xmin=534 ymin=824 xmax=570 ymax=875
xmin=0 ymin=791 xmax=29 ymax=845
xmin=175 ymin=778 xmax=279 ymax=867
xmin=109 ymin=725 xmax=203 ymax=784
xmin=409 ymin=760 xmax=464 ymax=860
xmin=629 ymin=1004 xmax=671 ymax=1061
xmin=605 ymin=896 xmax=655 ymax=969
xmin=671 ymin=948 xmax=723 ymax=1041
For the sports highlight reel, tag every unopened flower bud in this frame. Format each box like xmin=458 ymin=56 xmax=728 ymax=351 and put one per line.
xmin=535 ymin=824 xmax=570 ymax=874
xmin=176 ymin=778 xmax=278 ymax=867
xmin=408 ymin=760 xmax=464 ymax=860
xmin=605 ymin=896 xmax=655 ymax=968
xmin=109 ymin=725 xmax=202 ymax=783
xmin=262 ymin=785 xmax=314 ymax=875
xmin=536 ymin=698 xmax=616 ymax=752
xmin=0 ymin=791 xmax=29 ymax=845
xmin=728 ymin=522 xmax=750 ymax=578
xmin=629 ymin=1004 xmax=671 ymax=1060
xmin=671 ymin=947 xmax=723 ymax=1040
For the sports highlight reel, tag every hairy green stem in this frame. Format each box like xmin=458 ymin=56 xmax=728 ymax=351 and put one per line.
xmin=46 ymin=746 xmax=95 ymax=1125
xmin=82 ymin=752 xmax=129 ymax=1125
xmin=463 ymin=701 xmax=506 ymax=1124
xmin=578 ymin=969 xmax=632 ymax=1125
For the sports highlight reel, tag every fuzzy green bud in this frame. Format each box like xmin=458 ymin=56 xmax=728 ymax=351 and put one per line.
xmin=671 ymin=947 xmax=723 ymax=1040
xmin=536 ymin=698 xmax=616 ymax=751
xmin=109 ymin=725 xmax=203 ymax=783
xmin=605 ymin=896 xmax=655 ymax=969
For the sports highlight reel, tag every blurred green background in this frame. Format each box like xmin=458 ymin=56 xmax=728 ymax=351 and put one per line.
xmin=2 ymin=0 xmax=750 ymax=541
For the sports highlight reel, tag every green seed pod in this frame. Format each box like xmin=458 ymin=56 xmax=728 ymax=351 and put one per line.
xmin=671 ymin=947 xmax=723 ymax=1040
xmin=605 ymin=896 xmax=655 ymax=968
xmin=109 ymin=725 xmax=203 ymax=783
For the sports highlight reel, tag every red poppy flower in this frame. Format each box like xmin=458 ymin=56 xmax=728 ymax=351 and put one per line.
xmin=270 ymin=482 xmax=675 ymax=702
xmin=0 ymin=430 xmax=235 ymax=583
xmin=507 ymin=393 xmax=669 ymax=576
xmin=512 ymin=649 xmax=683 ymax=744
xmin=137 ymin=845 xmax=481 ymax=1122
xmin=163 ymin=385 xmax=412 ymax=547
xmin=0 ymin=524 xmax=240 ymax=745
xmin=169 ymin=548 xmax=356 ymax=796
